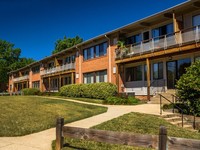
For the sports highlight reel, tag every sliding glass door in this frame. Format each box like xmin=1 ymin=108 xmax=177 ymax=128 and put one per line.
xmin=167 ymin=58 xmax=191 ymax=89
xmin=167 ymin=61 xmax=177 ymax=89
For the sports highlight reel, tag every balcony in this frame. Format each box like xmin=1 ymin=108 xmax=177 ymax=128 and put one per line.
xmin=13 ymin=75 xmax=29 ymax=82
xmin=115 ymin=26 xmax=200 ymax=59
xmin=41 ymin=63 xmax=75 ymax=76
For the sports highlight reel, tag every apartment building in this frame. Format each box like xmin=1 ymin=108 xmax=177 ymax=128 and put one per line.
xmin=8 ymin=0 xmax=200 ymax=100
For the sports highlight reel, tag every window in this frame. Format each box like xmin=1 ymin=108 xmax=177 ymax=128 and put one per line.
xmin=99 ymin=42 xmax=107 ymax=56
xmin=83 ymin=49 xmax=88 ymax=60
xmin=193 ymin=14 xmax=200 ymax=26
xmin=126 ymin=34 xmax=142 ymax=45
xmin=84 ymin=70 xmax=107 ymax=83
xmin=153 ymin=62 xmax=163 ymax=80
xmin=23 ymin=71 xmax=29 ymax=75
xmin=65 ymin=55 xmax=76 ymax=64
xmin=48 ymin=62 xmax=54 ymax=68
xmin=113 ymin=37 xmax=118 ymax=45
xmin=95 ymin=45 xmax=100 ymax=57
xmin=64 ymin=76 xmax=71 ymax=85
xmin=152 ymin=23 xmax=173 ymax=39
xmin=51 ymin=78 xmax=58 ymax=88
xmin=32 ymin=81 xmax=40 ymax=88
xmin=143 ymin=31 xmax=149 ymax=41
xmin=84 ymin=72 xmax=94 ymax=83
xmin=126 ymin=67 xmax=134 ymax=82
xmin=10 ymin=85 xmax=12 ymax=91
xmin=126 ymin=65 xmax=142 ymax=82
xmin=83 ymin=47 xmax=94 ymax=60
xmin=177 ymin=58 xmax=191 ymax=79
xmin=32 ymin=65 xmax=40 ymax=74
xmin=71 ymin=55 xmax=75 ymax=62
xmin=83 ymin=42 xmax=107 ymax=60
xmin=65 ymin=56 xmax=71 ymax=64
xmin=96 ymin=70 xmax=107 ymax=83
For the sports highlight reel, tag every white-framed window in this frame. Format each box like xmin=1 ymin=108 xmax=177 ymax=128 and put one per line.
xmin=84 ymin=72 xmax=94 ymax=84
xmin=83 ymin=70 xmax=107 ymax=84
xmin=96 ymin=70 xmax=107 ymax=83
xmin=32 ymin=81 xmax=40 ymax=89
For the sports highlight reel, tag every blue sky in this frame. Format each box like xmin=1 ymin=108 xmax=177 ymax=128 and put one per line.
xmin=0 ymin=0 xmax=186 ymax=60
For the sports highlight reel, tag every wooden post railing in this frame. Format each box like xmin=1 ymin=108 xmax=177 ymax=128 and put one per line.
xmin=56 ymin=118 xmax=200 ymax=150
xmin=56 ymin=118 xmax=64 ymax=150
xmin=159 ymin=126 xmax=167 ymax=150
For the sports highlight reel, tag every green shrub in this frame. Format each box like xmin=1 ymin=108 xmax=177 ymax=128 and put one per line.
xmin=163 ymin=103 xmax=174 ymax=110
xmin=104 ymin=96 xmax=140 ymax=105
xmin=176 ymin=60 xmax=200 ymax=116
xmin=38 ymin=92 xmax=60 ymax=96
xmin=59 ymin=82 xmax=117 ymax=100
xmin=21 ymin=88 xmax=40 ymax=95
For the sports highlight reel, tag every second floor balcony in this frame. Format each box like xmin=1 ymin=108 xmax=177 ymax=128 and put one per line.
xmin=41 ymin=63 xmax=75 ymax=76
xmin=115 ymin=25 xmax=200 ymax=60
xmin=13 ymin=75 xmax=29 ymax=82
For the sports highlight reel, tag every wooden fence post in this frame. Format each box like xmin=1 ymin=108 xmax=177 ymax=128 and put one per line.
xmin=159 ymin=126 xmax=167 ymax=150
xmin=56 ymin=117 xmax=64 ymax=150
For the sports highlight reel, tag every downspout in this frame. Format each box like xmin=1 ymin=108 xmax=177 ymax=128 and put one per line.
xmin=105 ymin=35 xmax=112 ymax=83
xmin=76 ymin=45 xmax=82 ymax=84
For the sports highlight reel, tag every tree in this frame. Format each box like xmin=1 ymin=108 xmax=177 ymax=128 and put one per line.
xmin=176 ymin=60 xmax=200 ymax=116
xmin=52 ymin=36 xmax=83 ymax=54
xmin=0 ymin=40 xmax=35 ymax=92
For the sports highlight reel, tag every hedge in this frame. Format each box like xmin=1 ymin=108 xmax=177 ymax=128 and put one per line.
xmin=21 ymin=88 xmax=40 ymax=95
xmin=38 ymin=92 xmax=60 ymax=96
xmin=103 ymin=96 xmax=140 ymax=105
xmin=59 ymin=82 xmax=117 ymax=100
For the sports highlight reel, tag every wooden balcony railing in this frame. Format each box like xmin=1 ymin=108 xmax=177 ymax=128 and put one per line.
xmin=40 ymin=63 xmax=75 ymax=76
xmin=115 ymin=25 xmax=200 ymax=59
xmin=13 ymin=75 xmax=29 ymax=82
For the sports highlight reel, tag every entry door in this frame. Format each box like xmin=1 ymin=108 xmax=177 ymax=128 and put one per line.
xmin=167 ymin=61 xmax=177 ymax=89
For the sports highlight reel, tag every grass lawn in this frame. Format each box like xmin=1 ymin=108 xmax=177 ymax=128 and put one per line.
xmin=53 ymin=96 xmax=145 ymax=105
xmin=0 ymin=96 xmax=107 ymax=136
xmin=54 ymin=96 xmax=104 ymax=104
xmin=52 ymin=112 xmax=200 ymax=150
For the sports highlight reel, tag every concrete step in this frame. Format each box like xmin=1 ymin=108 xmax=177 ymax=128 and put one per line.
xmin=183 ymin=124 xmax=194 ymax=130
xmin=151 ymin=97 xmax=173 ymax=102
xmin=149 ymin=100 xmax=171 ymax=104
xmin=162 ymin=112 xmax=196 ymax=131
xmin=176 ymin=121 xmax=193 ymax=126
xmin=163 ymin=109 xmax=179 ymax=113
xmin=151 ymin=97 xmax=172 ymax=100
xmin=170 ymin=120 xmax=191 ymax=125
xmin=162 ymin=113 xmax=181 ymax=118
xmin=170 ymin=121 xmax=182 ymax=125
xmin=165 ymin=90 xmax=176 ymax=94
xmin=165 ymin=116 xmax=182 ymax=122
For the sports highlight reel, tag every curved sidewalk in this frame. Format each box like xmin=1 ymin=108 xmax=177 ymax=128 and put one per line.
xmin=0 ymin=97 xmax=171 ymax=150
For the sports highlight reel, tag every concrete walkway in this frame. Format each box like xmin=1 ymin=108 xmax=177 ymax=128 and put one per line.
xmin=0 ymin=97 xmax=172 ymax=150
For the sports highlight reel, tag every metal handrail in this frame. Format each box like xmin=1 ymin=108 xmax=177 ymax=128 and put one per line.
xmin=171 ymin=94 xmax=196 ymax=129
xmin=159 ymin=94 xmax=184 ymax=127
